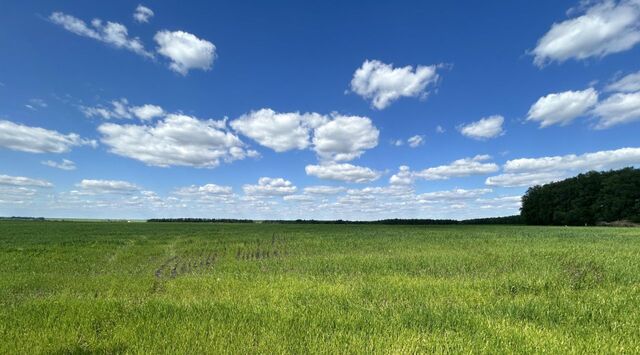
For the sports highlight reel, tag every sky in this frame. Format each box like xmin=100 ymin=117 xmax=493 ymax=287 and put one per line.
xmin=1 ymin=0 xmax=640 ymax=220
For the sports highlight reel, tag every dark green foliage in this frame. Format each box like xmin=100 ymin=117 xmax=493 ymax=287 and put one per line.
xmin=521 ymin=167 xmax=640 ymax=225
xmin=146 ymin=217 xmax=523 ymax=225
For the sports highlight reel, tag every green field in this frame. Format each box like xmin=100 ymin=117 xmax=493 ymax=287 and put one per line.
xmin=1 ymin=221 xmax=640 ymax=353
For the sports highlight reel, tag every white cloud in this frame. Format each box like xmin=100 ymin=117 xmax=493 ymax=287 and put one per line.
xmin=243 ymin=177 xmax=297 ymax=196
xmin=174 ymin=183 xmax=233 ymax=197
xmin=77 ymin=179 xmax=139 ymax=194
xmin=0 ymin=174 xmax=52 ymax=187
xmin=313 ymin=115 xmax=378 ymax=161
xmin=459 ymin=115 xmax=504 ymax=140
xmin=485 ymin=172 xmax=567 ymax=188
xmin=0 ymin=120 xmax=96 ymax=154
xmin=593 ymin=91 xmax=640 ymax=128
xmin=436 ymin=125 xmax=445 ymax=133
xmin=82 ymin=98 xmax=164 ymax=121
xmin=417 ymin=188 xmax=492 ymax=202
xmin=50 ymin=12 xmax=152 ymax=58
xmin=606 ymin=70 xmax=640 ymax=92
xmin=486 ymin=147 xmax=640 ymax=187
xmin=130 ymin=104 xmax=165 ymax=120
xmin=532 ymin=0 xmax=640 ymax=66
xmin=230 ymin=108 xmax=327 ymax=152
xmin=154 ymin=30 xmax=216 ymax=75
xmin=42 ymin=159 xmax=76 ymax=171
xmin=305 ymin=163 xmax=381 ymax=183
xmin=98 ymin=114 xmax=255 ymax=168
xmin=389 ymin=166 xmax=413 ymax=185
xmin=133 ymin=5 xmax=154 ymax=23
xmin=303 ymin=185 xmax=346 ymax=195
xmin=231 ymin=110 xmax=378 ymax=161
xmin=350 ymin=59 xmax=439 ymax=109
xmin=413 ymin=155 xmax=499 ymax=181
xmin=527 ymin=88 xmax=599 ymax=127
xmin=407 ymin=135 xmax=424 ymax=148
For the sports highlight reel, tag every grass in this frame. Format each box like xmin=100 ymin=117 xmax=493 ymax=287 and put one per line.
xmin=1 ymin=221 xmax=639 ymax=353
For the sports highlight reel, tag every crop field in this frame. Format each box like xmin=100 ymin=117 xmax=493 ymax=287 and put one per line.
xmin=1 ymin=221 xmax=640 ymax=353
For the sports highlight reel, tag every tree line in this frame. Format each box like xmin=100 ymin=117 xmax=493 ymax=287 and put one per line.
xmin=521 ymin=167 xmax=640 ymax=225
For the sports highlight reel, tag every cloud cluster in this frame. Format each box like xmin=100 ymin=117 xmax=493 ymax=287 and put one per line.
xmin=82 ymin=98 xmax=165 ymax=121
xmin=532 ymin=0 xmax=640 ymax=66
xmin=0 ymin=120 xmax=96 ymax=154
xmin=527 ymin=88 xmax=598 ymax=127
xmin=98 ymin=114 xmax=256 ymax=168
xmin=76 ymin=179 xmax=140 ymax=194
xmin=231 ymin=109 xmax=379 ymax=161
xmin=486 ymin=147 xmax=640 ymax=187
xmin=350 ymin=60 xmax=439 ymax=109
xmin=305 ymin=163 xmax=381 ymax=183
xmin=51 ymin=10 xmax=215 ymax=74
xmin=527 ymin=71 xmax=640 ymax=129
xmin=50 ymin=12 xmax=153 ymax=58
xmin=243 ymin=177 xmax=297 ymax=196
xmin=390 ymin=155 xmax=499 ymax=185
xmin=0 ymin=174 xmax=53 ymax=187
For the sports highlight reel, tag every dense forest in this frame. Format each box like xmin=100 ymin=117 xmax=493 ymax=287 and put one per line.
xmin=521 ymin=167 xmax=640 ymax=226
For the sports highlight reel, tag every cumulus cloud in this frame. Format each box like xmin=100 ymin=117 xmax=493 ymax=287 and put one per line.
xmin=154 ymin=30 xmax=216 ymax=75
xmin=593 ymin=91 xmax=640 ymax=128
xmin=313 ymin=115 xmax=379 ymax=161
xmin=243 ymin=177 xmax=297 ymax=196
xmin=130 ymin=104 xmax=165 ymax=120
xmin=408 ymin=155 xmax=499 ymax=181
xmin=350 ymin=59 xmax=440 ymax=109
xmin=527 ymin=88 xmax=599 ymax=127
xmin=305 ymin=163 xmax=381 ymax=183
xmin=303 ymin=185 xmax=346 ymax=195
xmin=459 ymin=115 xmax=504 ymax=140
xmin=388 ymin=166 xmax=413 ymax=186
xmin=0 ymin=120 xmax=96 ymax=154
xmin=77 ymin=179 xmax=139 ymax=194
xmin=406 ymin=135 xmax=423 ymax=147
xmin=50 ymin=12 xmax=152 ymax=58
xmin=606 ymin=70 xmax=640 ymax=92
xmin=230 ymin=109 xmax=327 ymax=152
xmin=133 ymin=5 xmax=154 ymax=23
xmin=0 ymin=174 xmax=52 ymax=187
xmin=82 ymin=98 xmax=164 ymax=121
xmin=531 ymin=0 xmax=640 ymax=66
xmin=42 ymin=159 xmax=76 ymax=171
xmin=98 ymin=114 xmax=256 ymax=168
xmin=230 ymin=109 xmax=378 ymax=161
xmin=486 ymin=147 xmax=640 ymax=187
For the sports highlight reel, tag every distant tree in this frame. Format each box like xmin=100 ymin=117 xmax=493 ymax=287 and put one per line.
xmin=520 ymin=167 xmax=640 ymax=225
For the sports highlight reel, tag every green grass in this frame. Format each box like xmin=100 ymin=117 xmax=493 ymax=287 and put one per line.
xmin=1 ymin=221 xmax=639 ymax=353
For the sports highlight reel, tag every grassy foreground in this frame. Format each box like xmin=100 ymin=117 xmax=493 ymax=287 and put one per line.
xmin=1 ymin=221 xmax=639 ymax=353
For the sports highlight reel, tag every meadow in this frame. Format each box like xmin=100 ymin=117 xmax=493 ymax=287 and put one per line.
xmin=1 ymin=221 xmax=639 ymax=353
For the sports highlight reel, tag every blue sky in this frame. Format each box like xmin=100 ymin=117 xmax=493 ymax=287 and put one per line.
xmin=1 ymin=0 xmax=640 ymax=219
